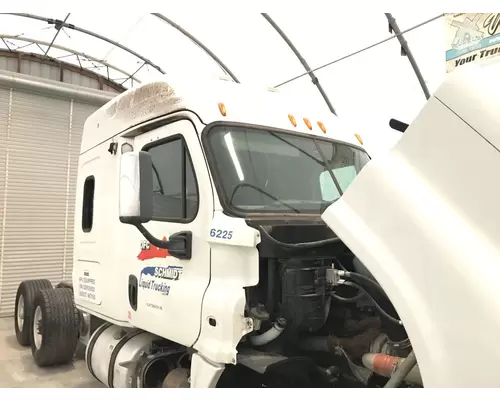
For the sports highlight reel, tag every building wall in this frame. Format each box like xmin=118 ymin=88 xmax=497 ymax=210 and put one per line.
xmin=0 ymin=52 xmax=123 ymax=94
xmin=0 ymin=70 xmax=116 ymax=317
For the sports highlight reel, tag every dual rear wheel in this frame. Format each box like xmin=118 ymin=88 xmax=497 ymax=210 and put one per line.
xmin=14 ymin=279 xmax=52 ymax=346
xmin=14 ymin=280 xmax=80 ymax=367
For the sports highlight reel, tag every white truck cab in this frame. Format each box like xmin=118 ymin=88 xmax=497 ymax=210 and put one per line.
xmin=14 ymin=61 xmax=500 ymax=388
xmin=70 ymin=76 xmax=372 ymax=388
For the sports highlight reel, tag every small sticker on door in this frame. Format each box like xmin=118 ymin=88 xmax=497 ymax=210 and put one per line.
xmin=137 ymin=238 xmax=170 ymax=261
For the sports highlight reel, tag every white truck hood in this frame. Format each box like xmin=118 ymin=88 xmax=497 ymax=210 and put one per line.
xmin=321 ymin=62 xmax=500 ymax=388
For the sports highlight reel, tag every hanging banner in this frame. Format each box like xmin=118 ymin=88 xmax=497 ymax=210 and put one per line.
xmin=445 ymin=13 xmax=500 ymax=72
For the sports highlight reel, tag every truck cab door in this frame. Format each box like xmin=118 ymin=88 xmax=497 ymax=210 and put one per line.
xmin=126 ymin=118 xmax=213 ymax=347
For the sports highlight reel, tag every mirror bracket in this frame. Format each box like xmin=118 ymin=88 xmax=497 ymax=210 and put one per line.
xmin=133 ymin=222 xmax=192 ymax=260
xmin=389 ymin=118 xmax=408 ymax=133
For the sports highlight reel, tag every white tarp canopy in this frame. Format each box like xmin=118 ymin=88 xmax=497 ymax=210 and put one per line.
xmin=0 ymin=12 xmax=446 ymax=156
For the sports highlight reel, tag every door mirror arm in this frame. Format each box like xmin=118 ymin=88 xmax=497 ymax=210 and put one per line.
xmin=134 ymin=223 xmax=192 ymax=260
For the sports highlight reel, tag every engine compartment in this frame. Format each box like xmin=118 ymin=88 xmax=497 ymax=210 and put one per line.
xmin=235 ymin=220 xmax=419 ymax=388
xmin=72 ymin=219 xmax=421 ymax=389
xmin=78 ymin=220 xmax=420 ymax=388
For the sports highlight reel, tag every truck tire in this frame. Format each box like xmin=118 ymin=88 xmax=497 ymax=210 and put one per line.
xmin=14 ymin=279 xmax=53 ymax=346
xmin=30 ymin=288 xmax=80 ymax=367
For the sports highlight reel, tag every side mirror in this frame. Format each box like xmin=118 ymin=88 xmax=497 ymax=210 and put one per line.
xmin=119 ymin=151 xmax=153 ymax=224
xmin=118 ymin=151 xmax=193 ymax=260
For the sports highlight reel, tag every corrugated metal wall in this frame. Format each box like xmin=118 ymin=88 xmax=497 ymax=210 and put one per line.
xmin=0 ymin=90 xmax=7 ymax=315
xmin=0 ymin=53 xmax=123 ymax=94
xmin=0 ymin=76 xmax=114 ymax=317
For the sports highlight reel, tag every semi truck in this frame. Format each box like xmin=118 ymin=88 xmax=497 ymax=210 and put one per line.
xmin=12 ymin=61 xmax=500 ymax=388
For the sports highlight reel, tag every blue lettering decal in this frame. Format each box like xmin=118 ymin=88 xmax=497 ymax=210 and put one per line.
xmin=210 ymin=229 xmax=233 ymax=240
xmin=139 ymin=265 xmax=183 ymax=296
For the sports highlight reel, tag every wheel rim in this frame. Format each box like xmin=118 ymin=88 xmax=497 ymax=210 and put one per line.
xmin=33 ymin=305 xmax=43 ymax=349
xmin=16 ymin=295 xmax=24 ymax=330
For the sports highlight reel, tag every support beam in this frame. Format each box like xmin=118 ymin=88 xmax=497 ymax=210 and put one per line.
xmin=0 ymin=34 xmax=141 ymax=85
xmin=44 ymin=13 xmax=71 ymax=57
xmin=261 ymin=13 xmax=337 ymax=115
xmin=0 ymin=48 xmax=125 ymax=92
xmin=274 ymin=14 xmax=443 ymax=89
xmin=152 ymin=13 xmax=240 ymax=83
xmin=385 ymin=13 xmax=430 ymax=100
xmin=2 ymin=13 xmax=166 ymax=75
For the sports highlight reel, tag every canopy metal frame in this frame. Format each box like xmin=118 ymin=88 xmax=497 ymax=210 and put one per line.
xmin=0 ymin=12 xmax=438 ymax=111
xmin=1 ymin=12 xmax=241 ymax=89
xmin=0 ymin=34 xmax=141 ymax=87
xmin=385 ymin=13 xmax=431 ymax=100
xmin=262 ymin=13 xmax=337 ymax=115
xmin=2 ymin=13 xmax=166 ymax=74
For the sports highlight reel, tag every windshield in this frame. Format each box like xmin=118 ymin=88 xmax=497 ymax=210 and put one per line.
xmin=204 ymin=125 xmax=370 ymax=214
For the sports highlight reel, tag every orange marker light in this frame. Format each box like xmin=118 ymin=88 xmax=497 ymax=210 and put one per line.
xmin=288 ymin=114 xmax=297 ymax=127
xmin=354 ymin=134 xmax=364 ymax=145
xmin=303 ymin=118 xmax=312 ymax=130
xmin=218 ymin=102 xmax=227 ymax=117
xmin=317 ymin=121 xmax=327 ymax=134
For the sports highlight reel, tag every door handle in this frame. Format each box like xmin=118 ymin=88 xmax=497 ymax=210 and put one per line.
xmin=128 ymin=275 xmax=138 ymax=311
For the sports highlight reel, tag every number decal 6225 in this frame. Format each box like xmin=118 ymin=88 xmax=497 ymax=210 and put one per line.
xmin=210 ymin=229 xmax=233 ymax=240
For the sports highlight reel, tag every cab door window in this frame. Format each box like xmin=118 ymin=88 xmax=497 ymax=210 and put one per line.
xmin=144 ymin=136 xmax=199 ymax=222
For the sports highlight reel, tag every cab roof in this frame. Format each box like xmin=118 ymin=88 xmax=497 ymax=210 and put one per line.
xmin=81 ymin=75 xmax=365 ymax=153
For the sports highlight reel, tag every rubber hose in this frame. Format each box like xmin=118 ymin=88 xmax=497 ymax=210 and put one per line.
xmin=249 ymin=319 xmax=286 ymax=346
xmin=332 ymin=292 xmax=365 ymax=302
xmin=343 ymin=271 xmax=388 ymax=298
xmin=260 ymin=227 xmax=341 ymax=249
xmin=341 ymin=281 xmax=402 ymax=325
xmin=352 ymin=256 xmax=376 ymax=281
xmin=384 ymin=350 xmax=418 ymax=388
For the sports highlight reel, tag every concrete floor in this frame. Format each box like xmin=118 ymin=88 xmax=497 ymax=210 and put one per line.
xmin=0 ymin=317 xmax=102 ymax=388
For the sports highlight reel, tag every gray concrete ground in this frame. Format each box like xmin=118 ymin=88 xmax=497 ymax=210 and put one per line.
xmin=0 ymin=317 xmax=102 ymax=388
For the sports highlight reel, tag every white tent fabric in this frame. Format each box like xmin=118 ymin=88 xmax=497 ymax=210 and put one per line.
xmin=0 ymin=12 xmax=446 ymax=156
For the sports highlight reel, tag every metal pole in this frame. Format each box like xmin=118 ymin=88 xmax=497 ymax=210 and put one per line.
xmin=275 ymin=14 xmax=443 ymax=88
xmin=44 ymin=13 xmax=71 ymax=57
xmin=261 ymin=13 xmax=337 ymax=115
xmin=0 ymin=34 xmax=142 ymax=84
xmin=1 ymin=38 xmax=12 ymax=51
xmin=122 ymin=62 xmax=146 ymax=85
xmin=2 ymin=13 xmax=166 ymax=75
xmin=385 ymin=13 xmax=431 ymax=100
xmin=152 ymin=13 xmax=240 ymax=83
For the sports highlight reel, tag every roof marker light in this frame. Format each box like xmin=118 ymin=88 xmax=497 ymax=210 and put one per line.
xmin=218 ymin=102 xmax=227 ymax=117
xmin=317 ymin=121 xmax=327 ymax=134
xmin=288 ymin=114 xmax=297 ymax=127
xmin=303 ymin=118 xmax=312 ymax=130
xmin=354 ymin=134 xmax=364 ymax=145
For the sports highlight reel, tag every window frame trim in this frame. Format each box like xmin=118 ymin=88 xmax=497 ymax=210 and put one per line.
xmin=141 ymin=133 xmax=200 ymax=224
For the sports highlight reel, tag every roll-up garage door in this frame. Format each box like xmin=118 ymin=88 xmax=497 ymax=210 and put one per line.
xmin=0 ymin=85 xmax=112 ymax=317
